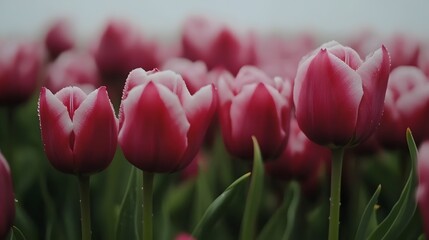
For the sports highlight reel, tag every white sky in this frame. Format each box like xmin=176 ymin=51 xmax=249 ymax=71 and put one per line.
xmin=0 ymin=0 xmax=428 ymax=40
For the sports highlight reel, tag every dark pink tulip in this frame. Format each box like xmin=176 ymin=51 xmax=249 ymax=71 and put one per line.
xmin=44 ymin=18 xmax=75 ymax=59
xmin=45 ymin=51 xmax=100 ymax=93
xmin=417 ymin=141 xmax=429 ymax=237
xmin=265 ymin=118 xmax=331 ymax=181
xmin=162 ymin=58 xmax=210 ymax=94
xmin=38 ymin=86 xmax=118 ymax=175
xmin=0 ymin=41 xmax=43 ymax=106
xmin=175 ymin=233 xmax=196 ymax=240
xmin=0 ymin=153 xmax=14 ymax=239
xmin=377 ymin=66 xmax=429 ymax=148
xmin=118 ymin=68 xmax=217 ymax=173
xmin=181 ymin=15 xmax=253 ymax=75
xmin=218 ymin=66 xmax=292 ymax=160
xmin=294 ymin=41 xmax=390 ymax=147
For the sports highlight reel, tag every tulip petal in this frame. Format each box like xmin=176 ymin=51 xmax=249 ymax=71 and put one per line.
xmin=73 ymin=87 xmax=118 ymax=174
xmin=294 ymin=49 xmax=363 ymax=146
xmin=38 ymin=87 xmax=74 ymax=173
xmin=179 ymin=84 xmax=217 ymax=169
xmin=55 ymin=86 xmax=88 ymax=119
xmin=355 ymin=46 xmax=390 ymax=143
xmin=0 ymin=154 xmax=14 ymax=239
xmin=119 ymin=82 xmax=190 ymax=172
xmin=230 ymin=83 xmax=287 ymax=159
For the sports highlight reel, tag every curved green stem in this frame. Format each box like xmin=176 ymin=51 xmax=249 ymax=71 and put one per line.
xmin=78 ymin=175 xmax=91 ymax=240
xmin=143 ymin=171 xmax=154 ymax=240
xmin=328 ymin=148 xmax=345 ymax=240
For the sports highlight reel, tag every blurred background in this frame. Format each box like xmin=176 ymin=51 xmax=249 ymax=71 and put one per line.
xmin=1 ymin=0 xmax=428 ymax=40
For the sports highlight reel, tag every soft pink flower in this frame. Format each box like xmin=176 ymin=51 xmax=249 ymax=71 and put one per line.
xmin=294 ymin=41 xmax=390 ymax=147
xmin=0 ymin=153 xmax=14 ymax=239
xmin=218 ymin=66 xmax=292 ymax=160
xmin=38 ymin=86 xmax=118 ymax=174
xmin=118 ymin=68 xmax=217 ymax=173
xmin=45 ymin=51 xmax=100 ymax=93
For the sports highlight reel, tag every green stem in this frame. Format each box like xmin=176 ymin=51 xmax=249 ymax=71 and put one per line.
xmin=328 ymin=148 xmax=345 ymax=240
xmin=143 ymin=171 xmax=154 ymax=240
xmin=78 ymin=175 xmax=91 ymax=240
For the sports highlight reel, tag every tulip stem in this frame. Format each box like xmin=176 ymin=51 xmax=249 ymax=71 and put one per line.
xmin=78 ymin=175 xmax=91 ymax=240
xmin=143 ymin=171 xmax=154 ymax=240
xmin=328 ymin=148 xmax=344 ymax=240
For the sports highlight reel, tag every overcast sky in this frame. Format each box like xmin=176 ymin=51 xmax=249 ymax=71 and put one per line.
xmin=0 ymin=0 xmax=428 ymax=40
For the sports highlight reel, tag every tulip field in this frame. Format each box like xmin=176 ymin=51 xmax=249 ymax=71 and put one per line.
xmin=1 ymin=14 xmax=429 ymax=240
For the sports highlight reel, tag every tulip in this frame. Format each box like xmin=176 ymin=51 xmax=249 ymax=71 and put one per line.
xmin=218 ymin=66 xmax=292 ymax=160
xmin=376 ymin=66 xmax=429 ymax=148
xmin=0 ymin=40 xmax=43 ymax=106
xmin=38 ymin=86 xmax=118 ymax=175
xmin=175 ymin=233 xmax=196 ymax=240
xmin=265 ymin=118 xmax=331 ymax=182
xmin=417 ymin=141 xmax=429 ymax=238
xmin=181 ymin=15 xmax=253 ymax=75
xmin=162 ymin=58 xmax=210 ymax=94
xmin=44 ymin=18 xmax=75 ymax=59
xmin=118 ymin=68 xmax=217 ymax=173
xmin=294 ymin=41 xmax=390 ymax=148
xmin=0 ymin=153 xmax=14 ymax=239
xmin=45 ymin=51 xmax=100 ymax=93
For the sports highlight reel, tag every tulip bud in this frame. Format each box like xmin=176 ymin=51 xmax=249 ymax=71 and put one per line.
xmin=118 ymin=68 xmax=217 ymax=173
xmin=38 ymin=86 xmax=118 ymax=175
xmin=44 ymin=18 xmax=75 ymax=59
xmin=294 ymin=41 xmax=390 ymax=148
xmin=0 ymin=41 xmax=43 ymax=106
xmin=417 ymin=141 xmax=429 ymax=238
xmin=0 ymin=153 xmax=15 ymax=239
xmin=377 ymin=66 xmax=429 ymax=148
xmin=218 ymin=66 xmax=292 ymax=160
xmin=45 ymin=51 xmax=100 ymax=93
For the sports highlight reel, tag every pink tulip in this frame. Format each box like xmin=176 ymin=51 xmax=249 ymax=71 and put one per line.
xmin=162 ymin=58 xmax=210 ymax=94
xmin=38 ymin=86 xmax=118 ymax=174
xmin=218 ymin=66 xmax=292 ymax=160
xmin=417 ymin=141 xmax=429 ymax=237
xmin=294 ymin=41 xmax=390 ymax=147
xmin=0 ymin=152 xmax=15 ymax=239
xmin=265 ymin=118 xmax=331 ymax=181
xmin=45 ymin=51 xmax=100 ymax=93
xmin=118 ymin=68 xmax=217 ymax=173
xmin=377 ymin=66 xmax=429 ymax=148
xmin=175 ymin=233 xmax=196 ymax=240
xmin=0 ymin=41 xmax=43 ymax=106
xmin=44 ymin=18 xmax=75 ymax=59
xmin=181 ymin=15 xmax=253 ymax=75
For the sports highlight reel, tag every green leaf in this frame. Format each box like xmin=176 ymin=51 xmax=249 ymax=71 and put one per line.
xmin=257 ymin=181 xmax=300 ymax=240
xmin=191 ymin=172 xmax=251 ymax=239
xmin=367 ymin=129 xmax=418 ymax=240
xmin=239 ymin=137 xmax=265 ymax=240
xmin=115 ymin=166 xmax=142 ymax=240
xmin=354 ymin=185 xmax=381 ymax=240
xmin=9 ymin=226 xmax=26 ymax=240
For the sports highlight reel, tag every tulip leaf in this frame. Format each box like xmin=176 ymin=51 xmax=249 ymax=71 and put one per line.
xmin=191 ymin=172 xmax=250 ymax=239
xmin=9 ymin=226 xmax=26 ymax=240
xmin=115 ymin=166 xmax=142 ymax=240
xmin=239 ymin=137 xmax=265 ymax=240
xmin=367 ymin=129 xmax=418 ymax=240
xmin=354 ymin=185 xmax=381 ymax=240
xmin=257 ymin=181 xmax=300 ymax=240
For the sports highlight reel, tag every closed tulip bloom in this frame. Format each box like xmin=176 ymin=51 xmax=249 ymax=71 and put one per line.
xmin=0 ymin=41 xmax=43 ymax=106
xmin=294 ymin=41 xmax=390 ymax=147
xmin=218 ymin=66 xmax=292 ymax=160
xmin=118 ymin=68 xmax=217 ymax=173
xmin=38 ymin=86 xmax=118 ymax=175
xmin=44 ymin=18 xmax=75 ymax=59
xmin=0 ymin=153 xmax=15 ymax=239
xmin=377 ymin=66 xmax=429 ymax=148
xmin=417 ymin=141 xmax=429 ymax=237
